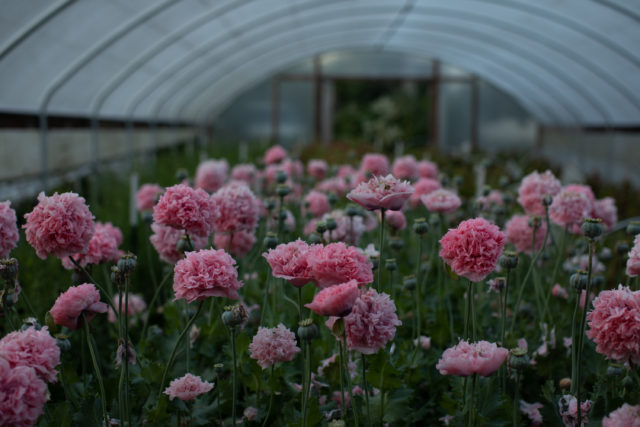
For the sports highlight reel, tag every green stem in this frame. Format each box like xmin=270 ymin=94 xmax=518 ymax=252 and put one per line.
xmin=68 ymin=257 xmax=117 ymax=314
xmin=464 ymin=281 xmax=472 ymax=340
xmin=124 ymin=277 xmax=131 ymax=427
xmin=378 ymin=209 xmax=386 ymax=292
xmin=298 ymin=286 xmax=303 ymax=321
xmin=513 ymin=372 xmax=520 ymax=426
xmin=342 ymin=329 xmax=360 ymax=427
xmin=157 ymin=300 xmax=204 ymax=398
xmin=302 ymin=341 xmax=311 ymax=427
xmin=231 ymin=326 xmax=238 ymax=426
xmin=362 ymin=353 xmax=372 ymax=427
xmin=260 ymin=274 xmax=271 ymax=325
xmin=338 ymin=339 xmax=346 ymax=421
xmin=576 ymin=239 xmax=595 ymax=424
xmin=470 ymin=281 xmax=477 ymax=342
xmin=141 ymin=270 xmax=172 ymax=340
xmin=469 ymin=373 xmax=477 ymax=427
xmin=550 ymin=226 xmax=568 ymax=288
xmin=416 ymin=234 xmax=423 ymax=339
xmin=82 ymin=314 xmax=108 ymax=426
xmin=262 ymin=365 xmax=275 ymax=427
xmin=570 ymin=289 xmax=581 ymax=394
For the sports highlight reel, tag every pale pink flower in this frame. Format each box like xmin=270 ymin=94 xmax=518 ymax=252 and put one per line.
xmin=264 ymin=145 xmax=288 ymax=165
xmin=173 ymin=249 xmax=243 ymax=302
xmin=164 ymin=373 xmax=213 ymax=401
xmin=101 ymin=222 xmax=123 ymax=246
xmin=564 ymin=337 xmax=572 ymax=355
xmin=520 ymin=400 xmax=543 ymax=426
xmin=0 ymin=201 xmax=19 ymax=258
xmin=231 ymin=164 xmax=259 ymax=187
xmin=0 ymin=326 xmax=60 ymax=383
xmin=211 ymin=183 xmax=260 ymax=233
xmin=263 ymin=239 xmax=316 ymax=287
xmin=243 ymin=407 xmax=259 ymax=421
xmin=391 ymin=155 xmax=418 ymax=180
xmin=304 ymin=190 xmax=331 ymax=218
xmin=627 ymin=235 xmax=640 ymax=277
xmin=603 ymin=403 xmax=640 ymax=427
xmin=593 ymin=197 xmax=617 ymax=230
xmin=439 ymin=218 xmax=505 ymax=282
xmin=307 ymin=159 xmax=329 ymax=180
xmin=62 ymin=222 xmax=122 ymax=269
xmin=417 ymin=160 xmax=438 ymax=179
xmin=564 ymin=253 xmax=605 ymax=275
xmin=413 ymin=336 xmax=431 ymax=350
xmin=552 ymin=284 xmax=569 ymax=299
xmin=409 ymin=178 xmax=441 ymax=208
xmin=108 ymin=293 xmax=147 ymax=324
xmin=249 ymin=323 xmax=300 ymax=369
xmin=195 ymin=159 xmax=228 ymax=193
xmin=343 ymin=288 xmax=401 ymax=354
xmin=337 ymin=165 xmax=356 ymax=178
xmin=0 ymin=358 xmax=48 ymax=427
xmin=565 ymin=184 xmax=596 ymax=204
xmin=153 ymin=184 xmax=218 ymax=237
xmin=558 ymin=394 xmax=592 ymax=427
xmin=549 ymin=188 xmax=592 ymax=230
xmin=305 ymin=280 xmax=361 ymax=317
xmin=421 ymin=189 xmax=461 ymax=214
xmin=360 ymin=153 xmax=390 ymax=177
xmin=49 ymin=283 xmax=108 ymax=330
xmin=476 ymin=190 xmax=503 ymax=211
xmin=347 ymin=174 xmax=414 ymax=211
xmin=309 ymin=242 xmax=373 ymax=288
xmin=214 ymin=230 xmax=256 ymax=258
xmin=586 ymin=285 xmax=640 ymax=365
xmin=149 ymin=222 xmax=207 ymax=264
xmin=136 ymin=184 xmax=164 ymax=211
xmin=436 ymin=340 xmax=508 ymax=377
xmin=24 ymin=192 xmax=95 ymax=260
xmin=381 ymin=210 xmax=406 ymax=231
xmin=517 ymin=338 xmax=528 ymax=352
xmin=320 ymin=210 xmax=365 ymax=244
xmin=517 ymin=170 xmax=562 ymax=216
xmin=115 ymin=339 xmax=136 ymax=368
xmin=504 ymin=215 xmax=547 ymax=255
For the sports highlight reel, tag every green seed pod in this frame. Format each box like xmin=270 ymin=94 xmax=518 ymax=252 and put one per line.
xmin=0 ymin=258 xmax=18 ymax=282
xmin=325 ymin=218 xmax=337 ymax=231
xmin=276 ymin=184 xmax=291 ymax=197
xmin=509 ymin=347 xmax=530 ymax=371
xmin=328 ymin=192 xmax=338 ymax=205
xmin=570 ymin=270 xmax=589 ymax=290
xmin=222 ymin=304 xmax=247 ymax=328
xmin=308 ymin=233 xmax=322 ymax=244
xmin=345 ymin=205 xmax=359 ymax=217
xmin=385 ymin=258 xmax=397 ymax=272
xmin=263 ymin=232 xmax=279 ymax=249
xmin=616 ymin=241 xmax=630 ymax=255
xmin=403 ymin=275 xmax=417 ymax=291
xmin=626 ymin=221 xmax=640 ymax=236
xmin=315 ymin=221 xmax=327 ymax=234
xmin=297 ymin=319 xmax=318 ymax=342
xmin=499 ymin=251 xmax=519 ymax=270
xmin=389 ymin=237 xmax=404 ymax=251
xmin=175 ymin=168 xmax=189 ymax=182
xmin=582 ymin=218 xmax=603 ymax=239
xmin=413 ymin=218 xmax=429 ymax=235
xmin=275 ymin=170 xmax=288 ymax=184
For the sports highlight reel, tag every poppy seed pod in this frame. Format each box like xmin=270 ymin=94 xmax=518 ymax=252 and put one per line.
xmin=328 ymin=192 xmax=338 ymax=206
xmin=263 ymin=232 xmax=279 ymax=249
xmin=325 ymin=218 xmax=337 ymax=231
xmin=297 ymin=319 xmax=318 ymax=342
xmin=275 ymin=170 xmax=288 ymax=184
xmin=0 ymin=258 xmax=18 ymax=282
xmin=570 ymin=270 xmax=589 ymax=290
xmin=276 ymin=184 xmax=291 ymax=197
xmin=385 ymin=258 xmax=397 ymax=272
xmin=509 ymin=347 xmax=530 ymax=371
xmin=413 ymin=218 xmax=429 ymax=235
xmin=315 ymin=221 xmax=327 ymax=234
xmin=222 ymin=304 xmax=247 ymax=328
xmin=581 ymin=218 xmax=603 ymax=239
xmin=403 ymin=275 xmax=417 ymax=291
xmin=499 ymin=251 xmax=519 ymax=270
xmin=626 ymin=221 xmax=640 ymax=236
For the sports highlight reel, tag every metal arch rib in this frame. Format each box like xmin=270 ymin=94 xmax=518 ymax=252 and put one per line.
xmin=0 ymin=0 xmax=74 ymax=61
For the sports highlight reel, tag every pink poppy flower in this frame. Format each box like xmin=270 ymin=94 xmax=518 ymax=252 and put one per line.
xmin=391 ymin=155 xmax=419 ymax=180
xmin=380 ymin=209 xmax=406 ymax=231
xmin=173 ymin=249 xmax=243 ymax=302
xmin=62 ymin=222 xmax=122 ymax=270
xmin=231 ymin=164 xmax=259 ymax=188
xmin=24 ymin=192 xmax=95 ymax=260
xmin=360 ymin=153 xmax=390 ymax=177
xmin=304 ymin=190 xmax=331 ymax=218
xmin=249 ymin=323 xmax=300 ymax=369
xmin=414 ymin=336 xmax=432 ymax=350
xmin=421 ymin=189 xmax=461 ymax=214
xmin=504 ymin=215 xmax=547 ymax=255
xmin=195 ymin=159 xmax=228 ymax=193
xmin=603 ymin=403 xmax=640 ymax=427
xmin=136 ymin=184 xmax=164 ymax=212
xmin=108 ymin=293 xmax=147 ymax=324
xmin=439 ymin=218 xmax=505 ymax=282
xmin=263 ymin=239 xmax=316 ymax=287
xmin=517 ymin=170 xmax=562 ymax=216
xmin=409 ymin=178 xmax=441 ymax=208
xmin=0 ymin=358 xmax=48 ymax=427
xmin=593 ymin=197 xmax=617 ymax=230
xmin=0 ymin=201 xmax=19 ymax=258
xmin=552 ymin=284 xmax=569 ymax=299
xmin=243 ymin=407 xmax=259 ymax=421
xmin=626 ymin=235 xmax=640 ymax=277
xmin=214 ymin=230 xmax=256 ymax=258
xmin=264 ymin=145 xmax=288 ymax=165
xmin=520 ymin=400 xmax=543 ymax=426
xmin=212 ymin=183 xmax=260 ymax=233
xmin=558 ymin=394 xmax=592 ymax=427
xmin=164 ymin=373 xmax=214 ymax=401
xmin=307 ymin=159 xmax=329 ymax=180
xmin=347 ymin=174 xmax=414 ymax=211
xmin=305 ymin=280 xmax=361 ymax=317
xmin=309 ymin=242 xmax=373 ymax=288
xmin=476 ymin=190 xmax=503 ymax=211
xmin=436 ymin=340 xmax=508 ymax=377
xmin=0 ymin=326 xmax=60 ymax=383
xmin=153 ymin=184 xmax=218 ymax=237
xmin=417 ymin=160 xmax=438 ymax=179
xmin=149 ymin=222 xmax=207 ymax=264
xmin=49 ymin=283 xmax=108 ymax=330
xmin=549 ymin=188 xmax=592 ymax=230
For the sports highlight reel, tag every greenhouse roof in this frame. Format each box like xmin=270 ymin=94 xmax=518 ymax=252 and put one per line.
xmin=0 ymin=0 xmax=639 ymax=127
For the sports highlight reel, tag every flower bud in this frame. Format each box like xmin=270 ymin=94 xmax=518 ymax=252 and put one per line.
xmin=385 ymin=258 xmax=397 ymax=272
xmin=325 ymin=218 xmax=337 ymax=231
xmin=266 ymin=199 xmax=276 ymax=211
xmin=0 ymin=258 xmax=18 ymax=282
xmin=599 ymin=247 xmax=613 ymax=262
xmin=389 ymin=237 xmax=404 ymax=251
xmin=276 ymin=184 xmax=291 ymax=197
xmin=413 ymin=218 xmax=429 ymax=235
xmin=570 ymin=270 xmax=589 ymax=290
xmin=622 ymin=375 xmax=634 ymax=387
xmin=581 ymin=218 xmax=603 ymax=239
xmin=559 ymin=378 xmax=571 ymax=389
xmin=263 ymin=232 xmax=279 ymax=249
xmin=528 ymin=215 xmax=542 ymax=230
xmin=328 ymin=192 xmax=338 ymax=206
xmin=55 ymin=334 xmax=71 ymax=352
xmin=308 ymin=233 xmax=322 ymax=244
xmin=403 ymin=275 xmax=417 ymax=291
xmin=177 ymin=234 xmax=194 ymax=253
xmin=275 ymin=170 xmax=288 ymax=184
xmin=370 ymin=256 xmax=379 ymax=271
xmin=509 ymin=347 xmax=530 ymax=371
xmin=345 ymin=205 xmax=359 ymax=217
xmin=117 ymin=252 xmax=137 ymax=273
xmin=45 ymin=312 xmax=58 ymax=334
xmin=330 ymin=317 xmax=345 ymax=337
xmin=626 ymin=221 xmax=640 ymax=236
xmin=502 ymin=193 xmax=514 ymax=205
xmin=222 ymin=304 xmax=247 ymax=328
xmin=499 ymin=251 xmax=519 ymax=270
xmin=315 ymin=221 xmax=327 ymax=234
xmin=298 ymin=319 xmax=318 ymax=342
xmin=542 ymin=194 xmax=553 ymax=207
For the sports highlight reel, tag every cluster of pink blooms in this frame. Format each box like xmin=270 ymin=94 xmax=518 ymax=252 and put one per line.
xmin=549 ymin=187 xmax=592 ymax=231
xmin=558 ymin=394 xmax=592 ymax=427
xmin=504 ymin=214 xmax=547 ymax=255
xmin=195 ymin=159 xmax=228 ymax=193
xmin=586 ymin=285 xmax=640 ymax=365
xmin=211 ymin=182 xmax=260 ymax=233
xmin=264 ymin=144 xmax=288 ymax=165
xmin=49 ymin=283 xmax=108 ymax=330
xmin=164 ymin=373 xmax=214 ymax=401
xmin=347 ymin=174 xmax=414 ymax=211
xmin=439 ymin=217 xmax=505 ymax=282
xmin=436 ymin=340 xmax=508 ymax=377
xmin=153 ymin=184 xmax=218 ymax=237
xmin=231 ymin=164 xmax=259 ymax=188
xmin=316 ymin=176 xmax=351 ymax=197
xmin=627 ymin=235 xmax=640 ymax=277
xmin=24 ymin=192 xmax=96 ymax=260
xmin=62 ymin=222 xmax=123 ymax=269
xmin=476 ymin=190 xmax=503 ymax=212
xmin=391 ymin=155 xmax=419 ymax=180
xmin=136 ymin=183 xmax=163 ymax=211
xmin=0 ymin=326 xmax=60 ymax=383
xmin=421 ymin=189 xmax=461 ymax=213
xmin=517 ymin=170 xmax=562 ymax=215
xmin=149 ymin=222 xmax=207 ymax=264
xmin=107 ymin=293 xmax=147 ymax=324
xmin=249 ymin=324 xmax=300 ymax=369
xmin=304 ymin=190 xmax=331 ymax=218
xmin=602 ymin=403 xmax=640 ymax=427
xmin=0 ymin=201 xmax=19 ymax=258
xmin=319 ymin=210 xmax=366 ymax=244
xmin=409 ymin=177 xmax=441 ymax=208
xmin=0 ymin=357 xmax=49 ymax=426
xmin=173 ymin=249 xmax=243 ymax=302
xmin=307 ymin=159 xmax=328 ymax=180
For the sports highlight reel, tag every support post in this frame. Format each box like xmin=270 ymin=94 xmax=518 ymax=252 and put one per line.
xmin=430 ymin=60 xmax=441 ymax=147
xmin=271 ymin=78 xmax=280 ymax=144
xmin=470 ymin=75 xmax=479 ymax=150
xmin=313 ymin=56 xmax=322 ymax=142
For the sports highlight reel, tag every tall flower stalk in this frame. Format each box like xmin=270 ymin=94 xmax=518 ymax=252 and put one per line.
xmin=82 ymin=313 xmax=108 ymax=426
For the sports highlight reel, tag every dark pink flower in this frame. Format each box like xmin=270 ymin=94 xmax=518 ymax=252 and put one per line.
xmin=214 ymin=230 xmax=256 ymax=258
xmin=153 ymin=184 xmax=218 ymax=237
xmin=381 ymin=209 xmax=406 ymax=231
xmin=249 ymin=323 xmax=300 ymax=369
xmin=347 ymin=175 xmax=414 ymax=211
xmin=164 ymin=373 xmax=214 ymax=401
xmin=565 ymin=184 xmax=596 ymax=204
xmin=304 ymin=190 xmax=331 ymax=218
xmin=586 ymin=285 xmax=640 ymax=365
xmin=409 ymin=178 xmax=441 ymax=208
xmin=108 ymin=293 xmax=147 ymax=324
xmin=305 ymin=280 xmax=361 ymax=317
xmin=558 ymin=394 xmax=592 ymax=427
xmin=628 ymin=235 xmax=640 ymax=277
xmin=149 ymin=222 xmax=207 ymax=264
xmin=0 ymin=358 xmax=48 ymax=427
xmin=360 ymin=153 xmax=389 ymax=177
xmin=504 ymin=215 xmax=547 ymax=255
xmin=212 ymin=183 xmax=260 ymax=233
xmin=0 ymin=326 xmax=60 ymax=383
xmin=195 ymin=159 xmax=228 ymax=193
xmin=231 ymin=164 xmax=259 ymax=187
xmin=49 ymin=283 xmax=108 ymax=330
xmin=520 ymin=400 xmax=543 ymax=426
xmin=593 ymin=197 xmax=617 ymax=230
xmin=309 ymin=242 xmax=373 ymax=288
xmin=549 ymin=187 xmax=592 ymax=230
xmin=517 ymin=170 xmax=562 ymax=215
xmin=264 ymin=145 xmax=288 ymax=165
xmin=307 ymin=159 xmax=329 ymax=180
xmin=0 ymin=201 xmax=19 ymax=258
xmin=392 ymin=155 xmax=419 ymax=180
xmin=173 ymin=249 xmax=243 ymax=302
xmin=421 ymin=189 xmax=461 ymax=214
xmin=418 ymin=160 xmax=438 ymax=178
xmin=439 ymin=218 xmax=505 ymax=282
xmin=316 ymin=177 xmax=351 ymax=197
xmin=603 ymin=403 xmax=640 ymax=427
xmin=62 ymin=222 xmax=122 ymax=269
xmin=263 ymin=239 xmax=316 ymax=287
xmin=344 ymin=288 xmax=401 ymax=354
xmin=136 ymin=184 xmax=163 ymax=211
xmin=436 ymin=340 xmax=508 ymax=377
xmin=476 ymin=190 xmax=504 ymax=211
xmin=24 ymin=192 xmax=96 ymax=260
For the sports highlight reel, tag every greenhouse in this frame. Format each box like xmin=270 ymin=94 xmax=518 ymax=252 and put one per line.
xmin=0 ymin=1 xmax=639 ymax=426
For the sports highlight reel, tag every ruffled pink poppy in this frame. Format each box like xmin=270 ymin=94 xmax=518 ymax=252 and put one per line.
xmin=0 ymin=201 xmax=19 ymax=258
xmin=49 ymin=283 xmax=108 ymax=330
xmin=164 ymin=373 xmax=214 ymax=401
xmin=347 ymin=174 xmax=414 ymax=211
xmin=305 ymin=280 xmax=361 ymax=317
xmin=436 ymin=340 xmax=508 ymax=377
xmin=173 ymin=249 xmax=243 ymax=302
xmin=263 ymin=239 xmax=316 ymax=287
